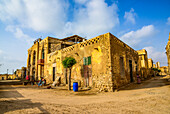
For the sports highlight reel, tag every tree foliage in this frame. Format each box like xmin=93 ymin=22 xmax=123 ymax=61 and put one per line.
xmin=62 ymin=57 xmax=76 ymax=90
xmin=152 ymin=68 xmax=161 ymax=72
xmin=62 ymin=57 xmax=76 ymax=68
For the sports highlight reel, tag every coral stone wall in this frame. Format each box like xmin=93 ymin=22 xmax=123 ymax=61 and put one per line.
xmin=46 ymin=33 xmax=113 ymax=91
xmin=109 ymin=34 xmax=138 ymax=89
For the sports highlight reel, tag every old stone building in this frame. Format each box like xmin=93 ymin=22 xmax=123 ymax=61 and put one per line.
xmin=160 ymin=66 xmax=168 ymax=75
xmin=0 ymin=74 xmax=8 ymax=80
xmin=166 ymin=33 xmax=170 ymax=75
xmin=153 ymin=64 xmax=156 ymax=68
xmin=156 ymin=62 xmax=160 ymax=69
xmin=27 ymin=33 xmax=139 ymax=91
xmin=0 ymin=74 xmax=16 ymax=80
xmin=15 ymin=67 xmax=26 ymax=79
xmin=148 ymin=58 xmax=155 ymax=77
xmin=148 ymin=58 xmax=153 ymax=68
xmin=27 ymin=35 xmax=86 ymax=81
xmin=137 ymin=49 xmax=149 ymax=79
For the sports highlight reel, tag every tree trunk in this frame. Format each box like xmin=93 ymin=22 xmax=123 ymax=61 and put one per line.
xmin=64 ymin=68 xmax=68 ymax=84
xmin=68 ymin=68 xmax=71 ymax=90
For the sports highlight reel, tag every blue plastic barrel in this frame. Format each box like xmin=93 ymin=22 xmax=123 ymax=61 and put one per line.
xmin=73 ymin=82 xmax=78 ymax=92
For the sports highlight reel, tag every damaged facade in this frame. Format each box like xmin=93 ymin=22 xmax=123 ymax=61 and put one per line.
xmin=166 ymin=33 xmax=170 ymax=75
xmin=137 ymin=49 xmax=150 ymax=79
xmin=27 ymin=35 xmax=86 ymax=81
xmin=15 ymin=67 xmax=26 ymax=79
xmin=27 ymin=33 xmax=163 ymax=91
xmin=159 ymin=66 xmax=168 ymax=75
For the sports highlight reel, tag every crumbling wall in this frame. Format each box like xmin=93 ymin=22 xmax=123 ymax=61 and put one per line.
xmin=109 ymin=34 xmax=138 ymax=89
xmin=48 ymin=33 xmax=113 ymax=91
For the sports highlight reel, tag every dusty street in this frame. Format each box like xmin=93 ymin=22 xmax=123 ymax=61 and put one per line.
xmin=0 ymin=76 xmax=170 ymax=114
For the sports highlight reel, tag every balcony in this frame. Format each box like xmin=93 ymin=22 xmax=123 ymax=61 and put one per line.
xmin=37 ymin=59 xmax=44 ymax=65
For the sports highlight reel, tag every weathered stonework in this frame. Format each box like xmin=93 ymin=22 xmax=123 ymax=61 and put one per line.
xmin=0 ymin=74 xmax=16 ymax=80
xmin=137 ymin=49 xmax=150 ymax=79
xmin=16 ymin=67 xmax=26 ymax=79
xmin=165 ymin=33 xmax=170 ymax=75
xmin=27 ymin=33 xmax=141 ymax=91
xmin=160 ymin=66 xmax=168 ymax=75
xmin=27 ymin=35 xmax=85 ymax=81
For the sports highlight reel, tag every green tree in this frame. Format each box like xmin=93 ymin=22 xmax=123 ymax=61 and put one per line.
xmin=62 ymin=57 xmax=76 ymax=90
xmin=158 ymin=69 xmax=161 ymax=72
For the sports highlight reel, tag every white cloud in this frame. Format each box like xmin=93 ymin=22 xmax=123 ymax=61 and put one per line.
xmin=0 ymin=0 xmax=67 ymax=34
xmin=124 ymin=8 xmax=136 ymax=24
xmin=120 ymin=25 xmax=155 ymax=47
xmin=144 ymin=46 xmax=167 ymax=66
xmin=0 ymin=0 xmax=119 ymax=38
xmin=5 ymin=25 xmax=34 ymax=45
xmin=65 ymin=0 xmax=119 ymax=37
xmin=166 ymin=17 xmax=170 ymax=25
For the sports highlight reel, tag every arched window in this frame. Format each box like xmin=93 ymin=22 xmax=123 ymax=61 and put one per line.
xmin=28 ymin=54 xmax=31 ymax=65
xmin=33 ymin=51 xmax=36 ymax=65
xmin=42 ymin=48 xmax=44 ymax=59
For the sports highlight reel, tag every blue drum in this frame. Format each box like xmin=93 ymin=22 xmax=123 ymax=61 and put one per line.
xmin=73 ymin=82 xmax=78 ymax=92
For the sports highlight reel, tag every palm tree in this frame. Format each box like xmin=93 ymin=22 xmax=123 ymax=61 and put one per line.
xmin=62 ymin=57 xmax=76 ymax=90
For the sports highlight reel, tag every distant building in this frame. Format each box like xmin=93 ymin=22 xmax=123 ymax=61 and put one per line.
xmin=137 ymin=49 xmax=149 ymax=79
xmin=148 ymin=58 xmax=153 ymax=68
xmin=160 ymin=66 xmax=168 ymax=75
xmin=16 ymin=67 xmax=26 ymax=79
xmin=156 ymin=62 xmax=160 ymax=68
xmin=0 ymin=74 xmax=8 ymax=80
xmin=153 ymin=64 xmax=156 ymax=68
xmin=0 ymin=74 xmax=16 ymax=80
xmin=166 ymin=33 xmax=170 ymax=75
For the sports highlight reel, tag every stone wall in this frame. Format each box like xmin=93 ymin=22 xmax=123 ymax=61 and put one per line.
xmin=46 ymin=33 xmax=139 ymax=91
xmin=109 ymin=33 xmax=138 ymax=89
xmin=46 ymin=33 xmax=113 ymax=91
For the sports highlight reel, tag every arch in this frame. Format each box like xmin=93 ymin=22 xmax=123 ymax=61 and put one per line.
xmin=42 ymin=47 xmax=45 ymax=59
xmin=28 ymin=54 xmax=31 ymax=65
xmin=33 ymin=51 xmax=36 ymax=65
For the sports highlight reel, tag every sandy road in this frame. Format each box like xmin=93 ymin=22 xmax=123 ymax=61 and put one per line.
xmin=0 ymin=76 xmax=170 ymax=114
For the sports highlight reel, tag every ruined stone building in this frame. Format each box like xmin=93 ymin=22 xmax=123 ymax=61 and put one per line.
xmin=0 ymin=74 xmax=8 ymax=80
xmin=160 ymin=66 xmax=168 ymax=75
xmin=15 ymin=67 xmax=26 ymax=79
xmin=27 ymin=33 xmax=139 ymax=91
xmin=148 ymin=58 xmax=155 ymax=76
xmin=0 ymin=74 xmax=16 ymax=80
xmin=156 ymin=62 xmax=160 ymax=69
xmin=137 ymin=49 xmax=150 ymax=79
xmin=166 ymin=33 xmax=170 ymax=75
xmin=148 ymin=58 xmax=153 ymax=68
xmin=153 ymin=64 xmax=156 ymax=68
xmin=27 ymin=36 xmax=86 ymax=81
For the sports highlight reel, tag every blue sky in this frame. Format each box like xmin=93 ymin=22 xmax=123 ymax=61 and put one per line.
xmin=0 ymin=0 xmax=170 ymax=74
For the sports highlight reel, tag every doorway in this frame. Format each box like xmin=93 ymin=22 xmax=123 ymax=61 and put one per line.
xmin=53 ymin=67 xmax=55 ymax=81
xmin=129 ymin=60 xmax=133 ymax=82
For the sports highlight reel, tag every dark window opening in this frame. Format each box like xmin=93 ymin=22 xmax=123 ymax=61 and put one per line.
xmin=120 ymin=57 xmax=125 ymax=77
xmin=33 ymin=51 xmax=36 ymax=65
xmin=42 ymin=48 xmax=44 ymax=59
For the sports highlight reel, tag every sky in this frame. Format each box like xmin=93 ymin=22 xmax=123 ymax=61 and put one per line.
xmin=0 ymin=0 xmax=170 ymax=74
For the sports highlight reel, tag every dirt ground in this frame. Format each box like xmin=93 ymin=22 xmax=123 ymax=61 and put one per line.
xmin=0 ymin=76 xmax=170 ymax=114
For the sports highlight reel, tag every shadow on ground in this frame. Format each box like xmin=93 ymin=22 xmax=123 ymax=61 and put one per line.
xmin=0 ymin=99 xmax=49 ymax=114
xmin=0 ymin=85 xmax=49 ymax=114
xmin=120 ymin=76 xmax=170 ymax=91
